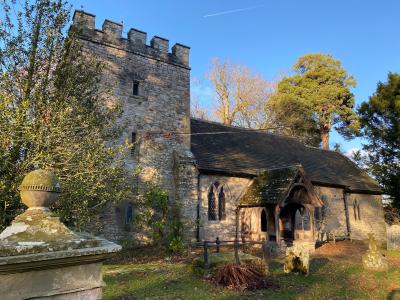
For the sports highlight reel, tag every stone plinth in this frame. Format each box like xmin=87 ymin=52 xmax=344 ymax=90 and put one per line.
xmin=0 ymin=170 xmax=121 ymax=299
xmin=0 ymin=239 xmax=119 ymax=299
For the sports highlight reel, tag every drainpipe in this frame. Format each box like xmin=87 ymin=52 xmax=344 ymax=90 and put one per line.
xmin=235 ymin=206 xmax=241 ymax=241
xmin=343 ymin=188 xmax=351 ymax=239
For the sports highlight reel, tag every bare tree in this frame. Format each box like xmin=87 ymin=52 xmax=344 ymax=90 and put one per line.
xmin=190 ymin=95 xmax=210 ymax=120
xmin=206 ymin=58 xmax=276 ymax=128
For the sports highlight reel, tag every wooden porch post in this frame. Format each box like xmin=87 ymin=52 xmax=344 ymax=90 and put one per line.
xmin=310 ymin=206 xmax=315 ymax=242
xmin=275 ymin=205 xmax=281 ymax=246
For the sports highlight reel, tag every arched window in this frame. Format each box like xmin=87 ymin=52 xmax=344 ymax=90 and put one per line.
xmin=208 ymin=185 xmax=217 ymax=221
xmin=208 ymin=181 xmax=227 ymax=221
xmin=303 ymin=208 xmax=311 ymax=230
xmin=353 ymin=199 xmax=361 ymax=220
xmin=295 ymin=209 xmax=303 ymax=230
xmin=320 ymin=194 xmax=328 ymax=219
xmin=125 ymin=202 xmax=133 ymax=224
xmin=218 ymin=186 xmax=226 ymax=220
xmin=261 ymin=209 xmax=267 ymax=232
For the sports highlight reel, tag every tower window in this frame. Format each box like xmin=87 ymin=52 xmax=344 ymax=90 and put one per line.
xmin=125 ymin=202 xmax=133 ymax=224
xmin=131 ymin=132 xmax=137 ymax=155
xmin=133 ymin=81 xmax=140 ymax=96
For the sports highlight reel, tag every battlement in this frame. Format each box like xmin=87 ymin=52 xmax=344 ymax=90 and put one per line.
xmin=72 ymin=10 xmax=190 ymax=67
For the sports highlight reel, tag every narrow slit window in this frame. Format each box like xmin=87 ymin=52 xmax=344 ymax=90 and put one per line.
xmin=218 ymin=186 xmax=226 ymax=220
xmin=131 ymin=132 xmax=137 ymax=155
xmin=261 ymin=209 xmax=267 ymax=232
xmin=353 ymin=199 xmax=361 ymax=220
xmin=133 ymin=81 xmax=140 ymax=96
xmin=125 ymin=202 xmax=133 ymax=224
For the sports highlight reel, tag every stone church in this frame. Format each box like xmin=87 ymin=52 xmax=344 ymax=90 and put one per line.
xmin=72 ymin=10 xmax=387 ymax=248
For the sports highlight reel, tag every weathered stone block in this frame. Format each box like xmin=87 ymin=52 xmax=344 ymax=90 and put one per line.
xmin=0 ymin=262 xmax=103 ymax=300
xmin=73 ymin=10 xmax=95 ymax=30
xmin=128 ymin=28 xmax=147 ymax=45
xmin=283 ymin=244 xmax=310 ymax=275
xmin=151 ymin=36 xmax=169 ymax=52
xmin=102 ymin=19 xmax=122 ymax=40
xmin=387 ymin=225 xmax=400 ymax=250
xmin=172 ymin=43 xmax=190 ymax=65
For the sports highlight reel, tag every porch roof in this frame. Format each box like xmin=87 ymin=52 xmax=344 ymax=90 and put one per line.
xmin=240 ymin=165 xmax=300 ymax=206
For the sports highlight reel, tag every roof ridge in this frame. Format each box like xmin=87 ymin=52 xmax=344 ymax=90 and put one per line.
xmin=190 ymin=118 xmax=308 ymax=143
xmin=190 ymin=117 xmax=252 ymax=131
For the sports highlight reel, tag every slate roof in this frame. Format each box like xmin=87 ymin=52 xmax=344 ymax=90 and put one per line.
xmin=190 ymin=118 xmax=382 ymax=194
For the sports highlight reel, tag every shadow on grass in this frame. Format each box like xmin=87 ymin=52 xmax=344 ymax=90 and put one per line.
xmin=104 ymin=250 xmax=400 ymax=300
xmin=388 ymin=289 xmax=400 ymax=300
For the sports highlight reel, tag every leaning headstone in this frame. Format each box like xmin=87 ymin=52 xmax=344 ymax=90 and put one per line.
xmin=387 ymin=225 xmax=400 ymax=250
xmin=0 ymin=169 xmax=121 ymax=300
xmin=283 ymin=243 xmax=310 ymax=275
xmin=362 ymin=233 xmax=388 ymax=272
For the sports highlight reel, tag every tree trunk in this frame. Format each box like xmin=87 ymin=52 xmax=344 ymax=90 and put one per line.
xmin=321 ymin=126 xmax=330 ymax=150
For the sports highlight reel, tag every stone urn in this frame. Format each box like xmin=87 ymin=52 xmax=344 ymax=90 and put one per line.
xmin=0 ymin=169 xmax=121 ymax=299
xmin=19 ymin=169 xmax=61 ymax=208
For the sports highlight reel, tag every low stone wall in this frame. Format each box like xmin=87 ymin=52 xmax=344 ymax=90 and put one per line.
xmin=387 ymin=225 xmax=400 ymax=250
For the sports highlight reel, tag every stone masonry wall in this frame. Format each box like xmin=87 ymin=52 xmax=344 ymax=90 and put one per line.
xmin=199 ymin=176 xmax=387 ymax=244
xmin=199 ymin=174 xmax=252 ymax=241
xmin=240 ymin=207 xmax=268 ymax=241
xmin=316 ymin=186 xmax=386 ymax=244
xmin=72 ymin=11 xmax=192 ymax=241
xmin=347 ymin=193 xmax=386 ymax=243
xmin=315 ymin=186 xmax=349 ymax=238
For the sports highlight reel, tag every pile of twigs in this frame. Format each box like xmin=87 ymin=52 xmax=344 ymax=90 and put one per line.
xmin=213 ymin=263 xmax=278 ymax=291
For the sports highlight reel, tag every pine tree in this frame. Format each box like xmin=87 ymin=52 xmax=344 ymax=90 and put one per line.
xmin=268 ymin=53 xmax=358 ymax=148
xmin=358 ymin=73 xmax=400 ymax=208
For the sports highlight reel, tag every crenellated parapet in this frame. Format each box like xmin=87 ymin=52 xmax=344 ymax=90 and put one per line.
xmin=72 ymin=10 xmax=190 ymax=68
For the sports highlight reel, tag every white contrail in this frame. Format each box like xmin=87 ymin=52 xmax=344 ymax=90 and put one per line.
xmin=203 ymin=4 xmax=265 ymax=18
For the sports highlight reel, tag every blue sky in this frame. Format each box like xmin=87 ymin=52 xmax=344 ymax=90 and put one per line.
xmin=69 ymin=0 xmax=400 ymax=153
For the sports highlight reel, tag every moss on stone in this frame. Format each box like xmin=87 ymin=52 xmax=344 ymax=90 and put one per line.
xmin=0 ymin=209 xmax=101 ymax=257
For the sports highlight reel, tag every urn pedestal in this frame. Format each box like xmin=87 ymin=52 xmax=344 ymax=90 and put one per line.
xmin=0 ymin=170 xmax=121 ymax=300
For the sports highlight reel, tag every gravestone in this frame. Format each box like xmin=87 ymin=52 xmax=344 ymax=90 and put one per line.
xmin=283 ymin=243 xmax=310 ymax=275
xmin=362 ymin=233 xmax=388 ymax=272
xmin=0 ymin=169 xmax=121 ymax=299
xmin=387 ymin=225 xmax=400 ymax=250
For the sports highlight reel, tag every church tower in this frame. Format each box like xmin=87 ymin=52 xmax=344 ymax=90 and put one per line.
xmin=72 ymin=11 xmax=197 ymax=241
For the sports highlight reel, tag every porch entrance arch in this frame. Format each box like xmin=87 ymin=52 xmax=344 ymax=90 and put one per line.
xmin=278 ymin=183 xmax=319 ymax=244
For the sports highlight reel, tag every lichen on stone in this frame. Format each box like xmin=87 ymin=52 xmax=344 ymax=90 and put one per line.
xmin=0 ymin=209 xmax=101 ymax=257
xmin=362 ymin=233 xmax=388 ymax=271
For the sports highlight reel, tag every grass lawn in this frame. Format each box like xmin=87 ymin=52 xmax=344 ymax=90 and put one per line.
xmin=102 ymin=242 xmax=400 ymax=300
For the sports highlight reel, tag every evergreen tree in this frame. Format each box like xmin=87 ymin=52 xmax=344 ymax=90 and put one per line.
xmin=0 ymin=0 xmax=132 ymax=230
xmin=268 ymin=53 xmax=358 ymax=149
xmin=358 ymin=73 xmax=400 ymax=208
